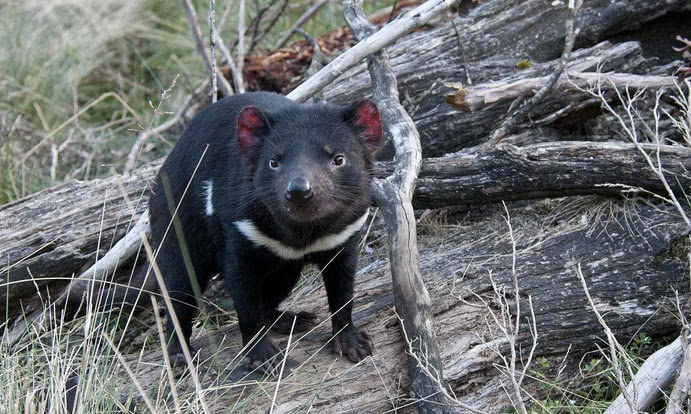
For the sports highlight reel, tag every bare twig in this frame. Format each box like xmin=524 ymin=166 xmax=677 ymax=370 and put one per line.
xmin=471 ymin=203 xmax=538 ymax=414
xmin=482 ymin=0 xmax=583 ymax=149
xmin=209 ymin=0 xmax=218 ymax=102
xmin=602 ymin=332 xmax=689 ymax=414
xmin=214 ymin=31 xmax=243 ymax=93
xmin=396 ymin=312 xmax=487 ymax=414
xmin=274 ymin=0 xmax=330 ymax=49
xmin=292 ymin=28 xmax=325 ymax=103
xmin=180 ymin=0 xmax=233 ymax=97
xmin=247 ymin=0 xmax=289 ymax=55
xmin=576 ymin=264 xmax=639 ymax=413
xmin=576 ymin=75 xmax=691 ymax=227
xmin=287 ymin=0 xmax=459 ymax=103
xmin=216 ymin=0 xmax=235 ymax=33
xmin=50 ymin=133 xmax=73 ymax=184
xmin=235 ymin=0 xmax=246 ymax=93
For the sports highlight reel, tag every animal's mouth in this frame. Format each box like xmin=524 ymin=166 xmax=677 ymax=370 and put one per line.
xmin=284 ymin=200 xmax=331 ymax=223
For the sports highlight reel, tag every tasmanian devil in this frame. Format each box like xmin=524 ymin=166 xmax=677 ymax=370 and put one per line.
xmin=147 ymin=91 xmax=381 ymax=368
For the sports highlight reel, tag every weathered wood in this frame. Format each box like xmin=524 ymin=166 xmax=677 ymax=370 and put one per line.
xmin=0 ymin=163 xmax=157 ymax=323
xmin=2 ymin=140 xmax=690 ymax=325
xmin=344 ymin=0 xmax=451 ymax=412
xmin=119 ymin=198 xmax=690 ymax=413
xmin=321 ymin=0 xmax=686 ymax=156
xmin=666 ymin=329 xmax=691 ymax=414
xmin=448 ymin=72 xmax=678 ymax=113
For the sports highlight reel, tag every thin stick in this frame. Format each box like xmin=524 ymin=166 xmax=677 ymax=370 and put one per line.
xmin=180 ymin=0 xmax=233 ymax=97
xmin=292 ymin=28 xmax=325 ymax=103
xmin=248 ymin=0 xmax=289 ymax=55
xmin=665 ymin=324 xmax=691 ymax=414
xmin=274 ymin=0 xmax=330 ymax=49
xmin=209 ymin=0 xmax=218 ymax=102
xmin=235 ymin=0 xmax=246 ymax=93
xmin=576 ymin=264 xmax=638 ymax=413
xmin=214 ymin=31 xmax=243 ymax=93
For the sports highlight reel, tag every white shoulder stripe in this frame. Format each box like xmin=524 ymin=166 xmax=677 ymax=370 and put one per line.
xmin=234 ymin=211 xmax=369 ymax=260
xmin=202 ymin=180 xmax=214 ymax=216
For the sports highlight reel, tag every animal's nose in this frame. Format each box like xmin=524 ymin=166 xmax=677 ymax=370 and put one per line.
xmin=285 ymin=177 xmax=313 ymax=202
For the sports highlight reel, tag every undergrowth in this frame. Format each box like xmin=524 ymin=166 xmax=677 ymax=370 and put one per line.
xmin=526 ymin=333 xmax=676 ymax=413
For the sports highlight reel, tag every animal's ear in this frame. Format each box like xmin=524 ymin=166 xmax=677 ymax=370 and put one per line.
xmin=237 ymin=106 xmax=272 ymax=155
xmin=343 ymin=100 xmax=382 ymax=154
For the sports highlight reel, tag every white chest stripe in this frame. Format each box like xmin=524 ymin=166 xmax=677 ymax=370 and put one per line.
xmin=202 ymin=180 xmax=214 ymax=216
xmin=234 ymin=211 xmax=369 ymax=260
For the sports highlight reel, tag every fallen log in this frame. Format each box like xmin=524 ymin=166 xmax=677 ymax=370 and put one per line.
xmin=320 ymin=0 xmax=686 ymax=155
xmin=119 ymin=197 xmax=690 ymax=412
xmin=2 ymin=140 xmax=689 ymax=328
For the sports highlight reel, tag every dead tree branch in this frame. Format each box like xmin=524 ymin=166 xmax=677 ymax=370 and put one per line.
xmin=180 ymin=0 xmax=233 ymax=97
xmin=449 ymin=73 xmax=678 ymax=113
xmin=292 ymin=28 xmax=325 ymax=103
xmin=247 ymin=0 xmax=289 ymax=55
xmin=343 ymin=0 xmax=452 ymax=412
xmin=235 ymin=0 xmax=246 ymax=93
xmin=274 ymin=0 xmax=330 ymax=49
xmin=577 ymin=264 xmax=638 ymax=413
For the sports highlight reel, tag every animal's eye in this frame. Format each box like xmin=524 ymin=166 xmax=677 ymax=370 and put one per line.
xmin=269 ymin=158 xmax=280 ymax=169
xmin=333 ymin=154 xmax=346 ymax=167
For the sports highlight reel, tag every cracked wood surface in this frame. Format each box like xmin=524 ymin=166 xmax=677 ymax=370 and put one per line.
xmin=121 ymin=199 xmax=690 ymax=413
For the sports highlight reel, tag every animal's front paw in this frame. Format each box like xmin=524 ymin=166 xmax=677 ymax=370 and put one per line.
xmin=244 ymin=338 xmax=282 ymax=373
xmin=167 ymin=340 xmax=198 ymax=366
xmin=332 ymin=327 xmax=374 ymax=362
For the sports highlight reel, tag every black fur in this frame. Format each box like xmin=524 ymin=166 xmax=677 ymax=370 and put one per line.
xmin=149 ymin=92 xmax=379 ymax=368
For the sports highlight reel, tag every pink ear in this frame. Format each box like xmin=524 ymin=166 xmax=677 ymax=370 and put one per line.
xmin=237 ymin=106 xmax=269 ymax=152
xmin=348 ymin=100 xmax=382 ymax=153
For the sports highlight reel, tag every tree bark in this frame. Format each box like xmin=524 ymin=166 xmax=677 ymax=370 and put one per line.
xmin=2 ymin=140 xmax=690 ymax=325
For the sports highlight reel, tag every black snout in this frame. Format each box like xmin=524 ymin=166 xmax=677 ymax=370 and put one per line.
xmin=285 ymin=177 xmax=313 ymax=203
